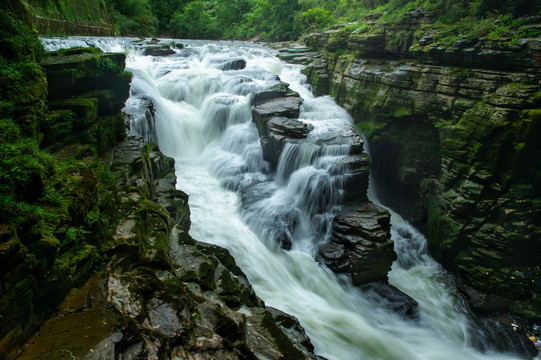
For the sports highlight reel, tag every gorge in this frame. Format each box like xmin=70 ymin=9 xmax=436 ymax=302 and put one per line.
xmin=19 ymin=35 xmax=535 ymax=359
xmin=1 ymin=1 xmax=540 ymax=359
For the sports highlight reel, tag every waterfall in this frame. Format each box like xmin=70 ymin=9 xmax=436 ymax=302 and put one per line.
xmin=41 ymin=37 xmax=523 ymax=360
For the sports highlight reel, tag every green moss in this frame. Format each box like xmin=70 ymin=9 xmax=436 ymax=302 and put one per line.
xmin=261 ymin=312 xmax=305 ymax=359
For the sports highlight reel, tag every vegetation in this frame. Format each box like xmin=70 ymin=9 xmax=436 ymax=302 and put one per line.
xmin=24 ymin=0 xmax=541 ymax=41
xmin=104 ymin=0 xmax=158 ymax=36
xmin=0 ymin=0 xmax=120 ymax=305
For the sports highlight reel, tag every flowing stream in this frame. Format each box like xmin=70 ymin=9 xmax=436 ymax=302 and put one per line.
xmin=42 ymin=37 xmax=522 ymax=360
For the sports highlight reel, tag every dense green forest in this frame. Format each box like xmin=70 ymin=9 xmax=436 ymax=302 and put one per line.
xmin=101 ymin=0 xmax=539 ymax=41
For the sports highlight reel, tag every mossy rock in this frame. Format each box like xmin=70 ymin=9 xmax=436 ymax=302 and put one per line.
xmin=41 ymin=48 xmax=128 ymax=100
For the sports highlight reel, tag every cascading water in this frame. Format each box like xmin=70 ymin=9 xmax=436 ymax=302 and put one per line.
xmin=42 ymin=37 xmax=524 ymax=360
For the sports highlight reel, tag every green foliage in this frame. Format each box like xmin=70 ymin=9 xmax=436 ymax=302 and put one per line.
xmin=105 ymin=0 xmax=158 ymax=35
xmin=170 ymin=0 xmax=220 ymax=39
xmin=0 ymin=7 xmax=44 ymax=60
xmin=149 ymin=0 xmax=189 ymax=33
xmin=299 ymin=7 xmax=334 ymax=32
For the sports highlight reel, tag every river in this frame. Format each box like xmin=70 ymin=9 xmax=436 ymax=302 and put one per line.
xmin=41 ymin=37 xmax=522 ymax=360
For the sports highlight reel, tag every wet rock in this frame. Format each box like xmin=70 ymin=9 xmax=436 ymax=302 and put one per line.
xmin=338 ymin=153 xmax=370 ymax=202
xmin=124 ymin=95 xmax=158 ymax=143
xmin=252 ymin=94 xmax=305 ymax=168
xmin=267 ymin=117 xmax=313 ymax=139
xmin=251 ymin=82 xmax=289 ymax=105
xmin=252 ymin=95 xmax=303 ymax=121
xmin=360 ymin=282 xmax=418 ymax=319
xmin=267 ymin=307 xmax=317 ymax=358
xmin=142 ymin=44 xmax=175 ymax=56
xmin=244 ymin=308 xmax=317 ymax=360
xmin=142 ymin=298 xmax=188 ymax=337
xmin=317 ymin=202 xmax=395 ymax=285
xmin=107 ymin=139 xmax=190 ymax=229
xmin=220 ymin=58 xmax=247 ymax=70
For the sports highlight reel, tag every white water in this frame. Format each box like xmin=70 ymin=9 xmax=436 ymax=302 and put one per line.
xmin=42 ymin=37 xmax=523 ymax=360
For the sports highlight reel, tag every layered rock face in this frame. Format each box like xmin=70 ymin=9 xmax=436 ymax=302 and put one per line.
xmin=40 ymin=47 xmax=131 ymax=155
xmin=300 ymin=13 xmax=541 ymax=321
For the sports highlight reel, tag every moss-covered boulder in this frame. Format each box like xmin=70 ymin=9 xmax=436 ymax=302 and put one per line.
xmin=39 ymin=47 xmax=131 ymax=155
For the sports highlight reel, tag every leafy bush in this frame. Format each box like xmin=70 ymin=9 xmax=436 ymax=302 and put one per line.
xmin=170 ymin=0 xmax=220 ymax=39
xmin=299 ymin=7 xmax=334 ymax=31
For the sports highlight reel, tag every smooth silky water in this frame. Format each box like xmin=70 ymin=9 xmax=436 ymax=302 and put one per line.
xmin=42 ymin=37 xmax=522 ymax=360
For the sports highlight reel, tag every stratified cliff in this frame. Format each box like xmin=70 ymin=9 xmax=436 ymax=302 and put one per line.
xmin=299 ymin=10 xmax=541 ymax=322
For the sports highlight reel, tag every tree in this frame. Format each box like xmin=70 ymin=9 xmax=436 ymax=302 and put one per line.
xmin=170 ymin=0 xmax=220 ymax=39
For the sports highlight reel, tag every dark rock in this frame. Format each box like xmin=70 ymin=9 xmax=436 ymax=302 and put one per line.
xmin=360 ymin=282 xmax=419 ymax=319
xmin=301 ymin=19 xmax=541 ymax=325
xmin=41 ymin=48 xmax=130 ymax=100
xmin=252 ymin=94 xmax=305 ymax=168
xmin=337 ymin=153 xmax=370 ymax=202
xmin=107 ymin=139 xmax=190 ymax=230
xmin=142 ymin=45 xmax=175 ymax=56
xmin=251 ymin=82 xmax=289 ymax=105
xmin=252 ymin=96 xmax=303 ymax=122
xmin=125 ymin=95 xmax=158 ymax=143
xmin=317 ymin=202 xmax=395 ymax=285
xmin=267 ymin=116 xmax=313 ymax=139
xmin=40 ymin=47 xmax=131 ymax=154
xmin=221 ymin=58 xmax=247 ymax=70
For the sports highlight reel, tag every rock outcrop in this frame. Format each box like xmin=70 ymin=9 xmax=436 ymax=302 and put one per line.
xmin=2 ymin=41 xmax=320 ymax=359
xmin=251 ymin=81 xmax=397 ymax=286
xmin=251 ymin=86 xmax=308 ymax=168
xmin=299 ymin=14 xmax=541 ymax=323
xmin=40 ymin=47 xmax=131 ymax=154
xmin=16 ymin=135 xmax=319 ymax=360
xmin=317 ymin=202 xmax=396 ymax=284
xmin=0 ymin=43 xmax=130 ymax=358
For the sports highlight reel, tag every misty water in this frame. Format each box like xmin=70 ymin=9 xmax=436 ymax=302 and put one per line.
xmin=42 ymin=37 xmax=522 ymax=360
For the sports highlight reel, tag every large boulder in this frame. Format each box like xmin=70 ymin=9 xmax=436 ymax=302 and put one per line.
xmin=251 ymin=85 xmax=307 ymax=168
xmin=40 ymin=47 xmax=131 ymax=155
xmin=317 ymin=202 xmax=395 ymax=285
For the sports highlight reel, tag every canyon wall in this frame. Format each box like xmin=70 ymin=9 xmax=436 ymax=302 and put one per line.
xmin=298 ymin=11 xmax=541 ymax=321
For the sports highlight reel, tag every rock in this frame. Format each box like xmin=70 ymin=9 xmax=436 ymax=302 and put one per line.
xmin=220 ymin=58 xmax=247 ymax=70
xmin=142 ymin=44 xmax=175 ymax=56
xmin=359 ymin=282 xmax=418 ymax=319
xmin=266 ymin=307 xmax=317 ymax=358
xmin=252 ymin=95 xmax=303 ymax=122
xmin=317 ymin=202 xmax=395 ymax=285
xmin=337 ymin=153 xmax=370 ymax=202
xmin=107 ymin=139 xmax=191 ymax=229
xmin=252 ymin=94 xmax=306 ymax=168
xmin=244 ymin=308 xmax=317 ymax=360
xmin=125 ymin=95 xmax=158 ymax=143
xmin=141 ymin=298 xmax=188 ymax=337
xmin=40 ymin=47 xmax=131 ymax=155
xmin=251 ymin=82 xmax=289 ymax=105
xmin=41 ymin=47 xmax=130 ymax=100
